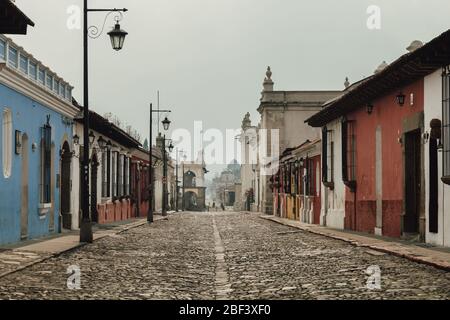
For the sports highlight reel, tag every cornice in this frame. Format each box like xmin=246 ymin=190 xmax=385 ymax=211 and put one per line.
xmin=0 ymin=63 xmax=78 ymax=118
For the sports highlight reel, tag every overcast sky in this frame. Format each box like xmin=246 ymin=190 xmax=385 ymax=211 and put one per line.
xmin=10 ymin=0 xmax=450 ymax=175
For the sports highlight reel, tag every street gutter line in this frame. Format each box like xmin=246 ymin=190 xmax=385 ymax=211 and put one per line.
xmin=212 ymin=215 xmax=232 ymax=300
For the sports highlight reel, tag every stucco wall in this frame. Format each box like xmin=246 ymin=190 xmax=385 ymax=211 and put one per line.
xmin=424 ymin=69 xmax=450 ymax=246
xmin=0 ymin=83 xmax=73 ymax=245
xmin=343 ymin=78 xmax=424 ymax=238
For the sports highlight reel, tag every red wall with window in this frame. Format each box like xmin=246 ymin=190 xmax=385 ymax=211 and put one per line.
xmin=344 ymin=78 xmax=424 ymax=237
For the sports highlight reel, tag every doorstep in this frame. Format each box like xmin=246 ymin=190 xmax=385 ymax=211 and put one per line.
xmin=259 ymin=214 xmax=450 ymax=272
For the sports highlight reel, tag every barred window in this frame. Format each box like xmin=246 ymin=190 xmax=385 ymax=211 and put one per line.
xmin=342 ymin=118 xmax=357 ymax=191
xmin=443 ymin=67 xmax=450 ymax=184
xmin=41 ymin=121 xmax=52 ymax=203
xmin=322 ymin=127 xmax=334 ymax=188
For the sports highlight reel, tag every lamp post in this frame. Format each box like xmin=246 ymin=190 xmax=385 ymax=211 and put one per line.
xmin=148 ymin=104 xmax=171 ymax=223
xmin=162 ymin=137 xmax=174 ymax=216
xmin=80 ymin=2 xmax=128 ymax=243
xmin=175 ymin=149 xmax=186 ymax=212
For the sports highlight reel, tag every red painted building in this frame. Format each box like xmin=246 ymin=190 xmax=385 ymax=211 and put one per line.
xmin=307 ymin=32 xmax=450 ymax=241
xmin=343 ymin=79 xmax=424 ymax=238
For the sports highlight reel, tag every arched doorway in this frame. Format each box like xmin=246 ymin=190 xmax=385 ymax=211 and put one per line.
xmin=20 ymin=133 xmax=29 ymax=239
xmin=184 ymin=191 xmax=198 ymax=211
xmin=91 ymin=153 xmax=99 ymax=223
xmin=60 ymin=141 xmax=72 ymax=230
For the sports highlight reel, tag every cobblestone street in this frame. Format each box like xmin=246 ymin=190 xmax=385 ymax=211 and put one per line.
xmin=0 ymin=212 xmax=449 ymax=300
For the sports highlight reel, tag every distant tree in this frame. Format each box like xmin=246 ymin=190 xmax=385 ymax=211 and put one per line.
xmin=143 ymin=138 xmax=149 ymax=150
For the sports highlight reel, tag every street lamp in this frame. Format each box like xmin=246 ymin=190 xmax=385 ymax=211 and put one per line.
xmin=107 ymin=19 xmax=128 ymax=51
xmin=97 ymin=136 xmax=106 ymax=149
xmin=89 ymin=131 xmax=96 ymax=145
xmin=162 ymin=117 xmax=171 ymax=131
xmin=148 ymin=104 xmax=172 ymax=223
xmin=168 ymin=141 xmax=174 ymax=153
xmin=80 ymin=2 xmax=128 ymax=243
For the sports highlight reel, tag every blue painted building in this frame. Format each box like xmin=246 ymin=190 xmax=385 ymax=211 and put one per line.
xmin=0 ymin=35 xmax=78 ymax=245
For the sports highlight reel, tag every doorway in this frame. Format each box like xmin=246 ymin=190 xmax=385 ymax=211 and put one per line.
xmin=404 ymin=129 xmax=421 ymax=234
xmin=61 ymin=142 xmax=72 ymax=229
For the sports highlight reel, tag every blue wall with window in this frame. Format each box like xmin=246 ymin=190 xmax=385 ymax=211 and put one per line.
xmin=0 ymin=82 xmax=73 ymax=245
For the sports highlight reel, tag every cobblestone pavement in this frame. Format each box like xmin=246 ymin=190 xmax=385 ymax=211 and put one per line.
xmin=0 ymin=212 xmax=449 ymax=300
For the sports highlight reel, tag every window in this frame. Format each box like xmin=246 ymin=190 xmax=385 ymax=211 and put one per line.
xmin=442 ymin=66 xmax=450 ymax=184
xmin=46 ymin=73 xmax=53 ymax=91
xmin=41 ymin=120 xmax=52 ymax=203
xmin=19 ymin=54 xmax=28 ymax=74
xmin=54 ymin=79 xmax=59 ymax=94
xmin=8 ymin=46 xmax=18 ymax=68
xmin=60 ymin=83 xmax=66 ymax=98
xmin=29 ymin=61 xmax=37 ymax=80
xmin=322 ymin=127 xmax=334 ymax=189
xmin=2 ymin=108 xmax=12 ymax=178
xmin=66 ymin=87 xmax=71 ymax=101
xmin=38 ymin=68 xmax=45 ymax=86
xmin=342 ymin=118 xmax=357 ymax=191
xmin=0 ymin=39 xmax=5 ymax=60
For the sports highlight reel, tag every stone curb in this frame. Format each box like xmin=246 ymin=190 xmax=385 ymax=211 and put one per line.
xmin=0 ymin=217 xmax=166 ymax=280
xmin=260 ymin=215 xmax=450 ymax=272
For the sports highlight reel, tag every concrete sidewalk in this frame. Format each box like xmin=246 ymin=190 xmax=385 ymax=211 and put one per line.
xmin=260 ymin=214 xmax=450 ymax=271
xmin=0 ymin=215 xmax=168 ymax=279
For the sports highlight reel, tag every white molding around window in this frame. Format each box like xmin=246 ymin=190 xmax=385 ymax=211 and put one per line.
xmin=2 ymin=108 xmax=12 ymax=178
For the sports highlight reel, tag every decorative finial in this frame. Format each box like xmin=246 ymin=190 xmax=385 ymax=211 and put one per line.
xmin=344 ymin=77 xmax=350 ymax=89
xmin=265 ymin=66 xmax=272 ymax=80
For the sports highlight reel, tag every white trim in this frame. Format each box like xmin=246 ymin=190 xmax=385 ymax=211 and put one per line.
xmin=0 ymin=64 xmax=78 ymax=118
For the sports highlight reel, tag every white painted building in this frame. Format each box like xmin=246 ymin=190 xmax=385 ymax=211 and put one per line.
xmin=424 ymin=69 xmax=450 ymax=247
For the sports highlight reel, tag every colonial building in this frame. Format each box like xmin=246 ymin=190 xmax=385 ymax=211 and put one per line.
xmin=0 ymin=35 xmax=77 ymax=245
xmin=306 ymin=30 xmax=450 ymax=246
xmin=271 ymin=139 xmax=322 ymax=224
xmin=180 ymin=161 xmax=207 ymax=211
xmin=257 ymin=67 xmax=340 ymax=215
xmin=71 ymin=109 xmax=141 ymax=228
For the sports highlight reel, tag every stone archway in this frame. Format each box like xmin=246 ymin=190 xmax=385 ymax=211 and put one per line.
xmin=60 ymin=141 xmax=72 ymax=230
xmin=184 ymin=191 xmax=198 ymax=211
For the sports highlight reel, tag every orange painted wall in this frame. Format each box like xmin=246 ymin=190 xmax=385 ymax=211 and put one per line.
xmin=344 ymin=78 xmax=424 ymax=237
